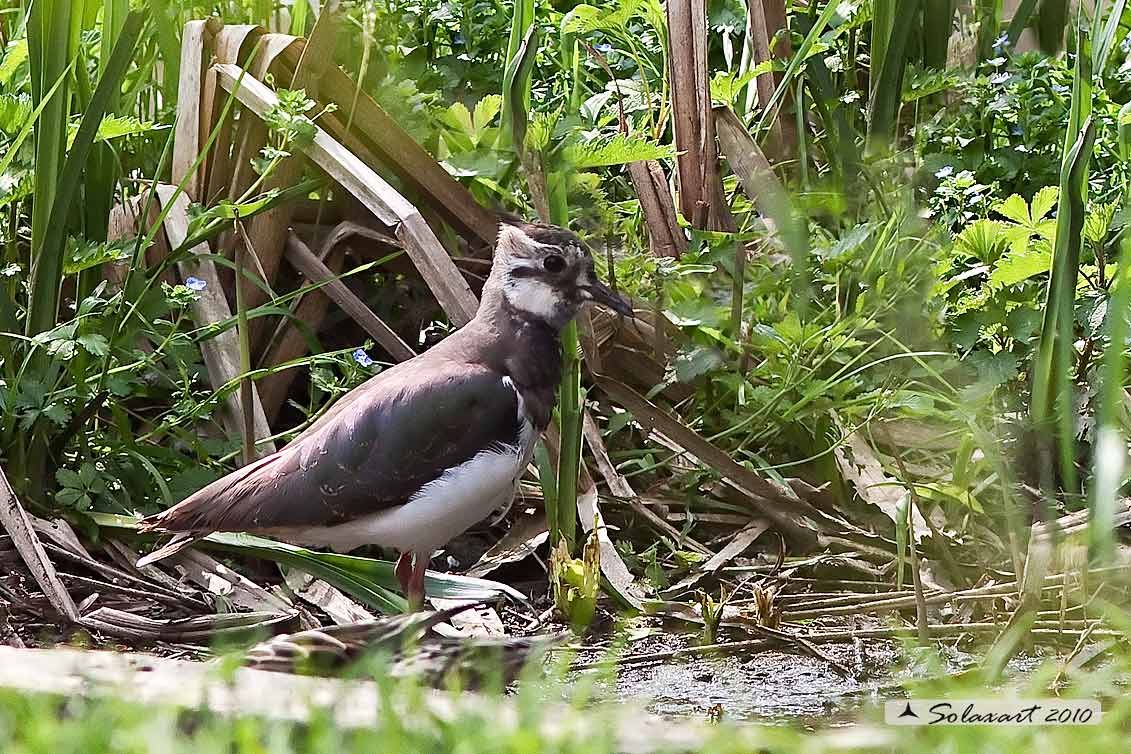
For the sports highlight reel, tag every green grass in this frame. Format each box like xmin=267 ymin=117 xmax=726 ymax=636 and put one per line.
xmin=2 ymin=645 xmax=1131 ymax=754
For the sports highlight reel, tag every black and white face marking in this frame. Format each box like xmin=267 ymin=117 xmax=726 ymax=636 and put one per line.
xmin=495 ymin=222 xmax=632 ymax=328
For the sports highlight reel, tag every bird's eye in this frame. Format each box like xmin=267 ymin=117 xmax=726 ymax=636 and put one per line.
xmin=543 ymin=254 xmax=566 ymax=273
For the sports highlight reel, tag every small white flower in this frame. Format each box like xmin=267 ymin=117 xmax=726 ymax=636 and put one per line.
xmin=935 ymin=166 xmax=954 ymax=179
xmin=184 ymin=276 xmax=207 ymax=291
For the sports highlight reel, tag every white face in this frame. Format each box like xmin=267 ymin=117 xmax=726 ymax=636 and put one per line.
xmin=495 ymin=224 xmax=587 ymax=327
xmin=489 ymin=222 xmax=631 ymax=327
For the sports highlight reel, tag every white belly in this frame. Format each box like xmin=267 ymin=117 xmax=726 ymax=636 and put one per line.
xmin=283 ymin=417 xmax=536 ymax=557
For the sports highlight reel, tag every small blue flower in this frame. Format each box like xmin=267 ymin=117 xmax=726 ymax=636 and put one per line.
xmin=935 ymin=165 xmax=954 ymax=179
xmin=595 ymin=42 xmax=613 ymax=53
xmin=353 ymin=348 xmax=376 ymax=368
xmin=993 ymin=33 xmax=1010 ymax=51
xmin=990 ymin=72 xmax=1011 ymax=85
xmin=184 ymin=276 xmax=207 ymax=291
xmin=1052 ymin=84 xmax=1069 ymax=95
xmin=453 ymin=33 xmax=465 ymax=44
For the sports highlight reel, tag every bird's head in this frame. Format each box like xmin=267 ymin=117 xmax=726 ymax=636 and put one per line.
xmin=490 ymin=220 xmax=633 ymax=330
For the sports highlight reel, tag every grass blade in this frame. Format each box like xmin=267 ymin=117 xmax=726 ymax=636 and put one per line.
xmin=26 ymin=10 xmax=145 ymax=336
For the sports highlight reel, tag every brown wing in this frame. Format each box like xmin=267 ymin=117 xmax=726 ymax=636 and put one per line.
xmin=140 ymin=363 xmax=521 ymax=534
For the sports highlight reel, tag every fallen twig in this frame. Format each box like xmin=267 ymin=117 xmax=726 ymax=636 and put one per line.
xmin=0 ymin=465 xmax=78 ymax=622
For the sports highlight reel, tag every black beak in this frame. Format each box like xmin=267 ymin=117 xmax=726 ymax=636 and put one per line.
xmin=582 ymin=279 xmax=634 ymax=317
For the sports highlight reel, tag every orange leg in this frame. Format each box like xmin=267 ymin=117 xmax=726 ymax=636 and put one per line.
xmin=395 ymin=551 xmax=414 ymax=598
xmin=407 ymin=552 xmax=428 ymax=611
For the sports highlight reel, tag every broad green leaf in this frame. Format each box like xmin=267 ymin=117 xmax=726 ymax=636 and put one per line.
xmin=472 ymin=95 xmax=502 ymax=132
xmin=561 ymin=0 xmax=641 ymax=34
xmin=994 ymin=194 xmax=1032 ymax=225
xmin=989 ymin=244 xmax=1052 ymax=288
xmin=1030 ymin=185 xmax=1059 ymax=220
xmin=954 ymin=219 xmax=1011 ymax=263
xmin=89 ymin=514 xmax=527 ymax=615
xmin=444 ymin=101 xmax=474 ymax=137
xmin=96 ymin=115 xmax=162 ymax=142
xmin=0 ymin=93 xmax=31 ymax=134
xmin=77 ymin=333 xmax=110 ymax=356
xmin=566 ymin=134 xmax=676 ymax=168
xmin=56 ymin=468 xmax=83 ymax=488
xmin=0 ymin=40 xmax=27 ymax=84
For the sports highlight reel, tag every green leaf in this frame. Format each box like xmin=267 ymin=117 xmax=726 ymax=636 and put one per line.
xmin=0 ymin=93 xmax=31 ymax=134
xmin=994 ymin=194 xmax=1032 ymax=225
xmin=55 ymin=487 xmax=83 ymax=506
xmin=96 ymin=115 xmax=162 ymax=142
xmin=77 ymin=333 xmax=110 ymax=356
xmin=566 ymin=134 xmax=676 ymax=169
xmin=0 ymin=40 xmax=27 ymax=85
xmin=989 ymin=244 xmax=1052 ymax=288
xmin=472 ymin=95 xmax=502 ymax=132
xmin=78 ymin=463 xmax=98 ymax=487
xmin=56 ymin=468 xmax=83 ymax=489
xmin=444 ymin=102 xmax=474 ymax=136
xmin=1030 ymin=186 xmax=1059 ymax=220
xmin=88 ymin=515 xmax=527 ymax=615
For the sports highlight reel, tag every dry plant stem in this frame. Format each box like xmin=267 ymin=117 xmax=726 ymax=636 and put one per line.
xmin=35 ymin=542 xmax=210 ymax=613
xmin=596 ymin=377 xmax=820 ymax=546
xmin=158 ymin=185 xmax=276 ymax=451
xmin=215 ymin=64 xmax=479 ymax=324
xmin=572 ymin=623 xmax=1117 ymax=672
xmin=782 ymin=583 xmax=1027 ymax=620
xmin=581 ymin=412 xmax=713 ymax=557
xmin=741 ymin=623 xmax=851 ymax=676
xmin=0 ymin=465 xmax=78 ymax=622
xmin=234 ymin=218 xmax=257 ymax=466
xmin=284 ymin=234 xmax=415 ymax=360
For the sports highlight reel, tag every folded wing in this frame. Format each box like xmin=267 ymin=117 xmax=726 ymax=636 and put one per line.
xmin=140 ymin=364 xmax=521 ymax=534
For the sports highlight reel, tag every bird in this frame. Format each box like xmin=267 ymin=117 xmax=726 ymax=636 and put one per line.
xmin=136 ymin=219 xmax=632 ymax=608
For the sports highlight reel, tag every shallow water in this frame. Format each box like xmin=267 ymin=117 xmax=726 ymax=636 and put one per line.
xmin=575 ymin=633 xmax=1057 ymax=724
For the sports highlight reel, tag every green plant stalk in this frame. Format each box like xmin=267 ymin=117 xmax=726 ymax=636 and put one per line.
xmin=500 ymin=0 xmax=535 ymax=149
xmin=79 ymin=0 xmax=131 ymax=301
xmin=556 ymin=322 xmax=582 ymax=553
xmin=975 ymin=0 xmax=1002 ymax=61
xmin=1030 ymin=8 xmax=1096 ymax=493
xmin=290 ymin=0 xmax=309 ymax=35
xmin=25 ymin=0 xmax=75 ymax=337
xmin=866 ymin=0 xmax=922 ymax=150
xmin=1005 ymin=0 xmax=1041 ymax=46
xmin=1036 ymin=0 xmax=1069 ymax=53
xmin=28 ymin=10 xmax=145 ymax=337
xmin=922 ymin=0 xmax=954 ymax=68
xmin=1089 ymin=103 xmax=1131 ymax=564
xmin=1029 ymin=117 xmax=1095 ymax=493
xmin=871 ymin=0 xmax=895 ymax=74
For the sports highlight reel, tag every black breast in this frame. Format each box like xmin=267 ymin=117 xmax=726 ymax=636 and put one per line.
xmin=505 ymin=319 xmax=563 ymax=430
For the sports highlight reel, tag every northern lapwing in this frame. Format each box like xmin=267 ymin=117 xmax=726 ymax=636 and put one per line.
xmin=137 ymin=219 xmax=632 ymax=607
